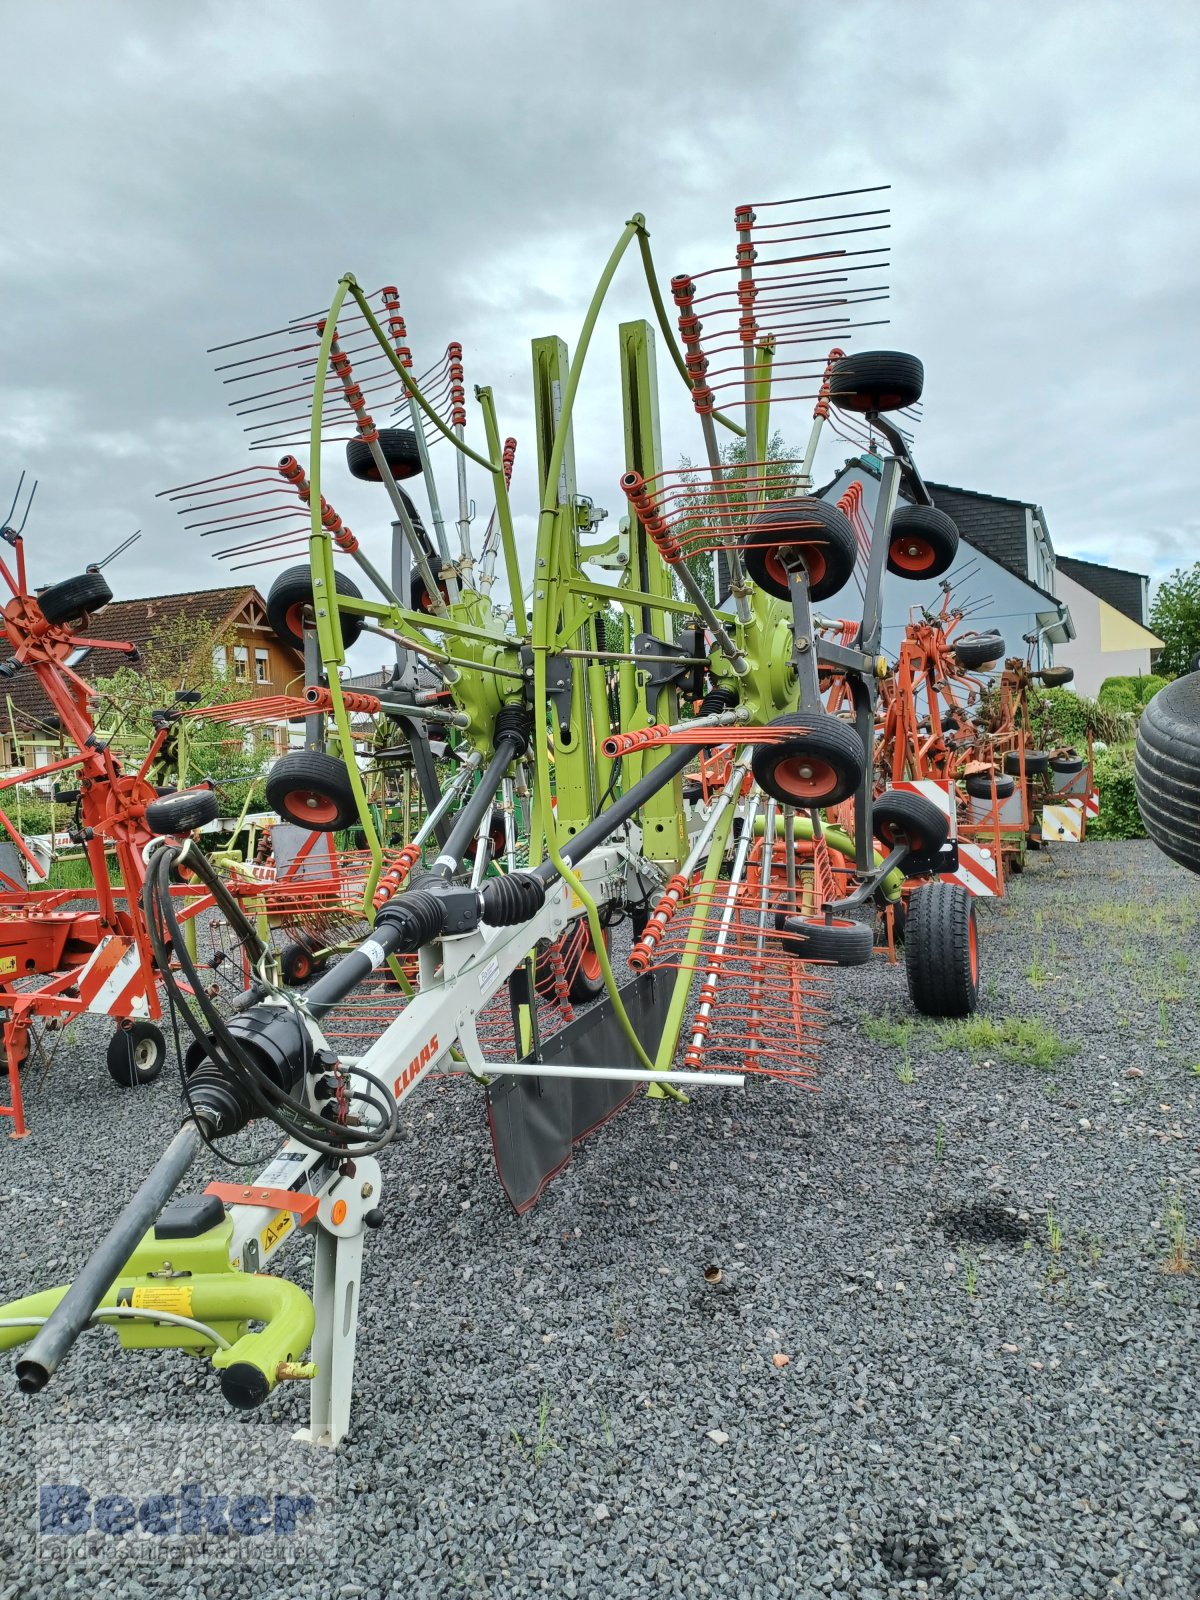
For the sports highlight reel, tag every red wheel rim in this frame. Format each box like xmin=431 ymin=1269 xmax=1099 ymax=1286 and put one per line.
xmin=283 ymin=789 xmax=339 ymax=824
xmin=293 ymin=952 xmax=312 ymax=980
xmin=968 ymin=914 xmax=978 ymax=984
xmin=883 ymin=825 xmax=925 ymax=852
xmin=581 ymin=948 xmax=602 ymax=982
xmin=773 ymin=755 xmax=839 ymax=801
xmin=764 ymin=543 xmax=828 ymax=590
xmin=284 ymin=600 xmax=309 ymax=638
xmin=889 ymin=536 xmax=936 ymax=573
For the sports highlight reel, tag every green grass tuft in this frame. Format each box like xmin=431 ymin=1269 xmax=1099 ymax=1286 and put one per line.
xmin=936 ymin=1015 xmax=1077 ymax=1069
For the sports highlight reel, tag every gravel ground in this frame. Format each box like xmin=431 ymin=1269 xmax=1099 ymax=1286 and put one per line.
xmin=1 ymin=838 xmax=1198 ymax=1598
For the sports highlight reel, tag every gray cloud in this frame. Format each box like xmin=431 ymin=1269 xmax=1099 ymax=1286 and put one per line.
xmin=2 ymin=0 xmax=1197 ymax=643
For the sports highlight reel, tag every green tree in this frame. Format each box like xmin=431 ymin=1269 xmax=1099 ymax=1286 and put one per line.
xmin=676 ymin=430 xmax=804 ymax=609
xmin=94 ymin=613 xmax=272 ymax=791
xmin=1149 ymin=561 xmax=1200 ymax=677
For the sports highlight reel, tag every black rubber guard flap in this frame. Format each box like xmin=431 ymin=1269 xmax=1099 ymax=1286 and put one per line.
xmin=485 ymin=970 xmax=676 ymax=1214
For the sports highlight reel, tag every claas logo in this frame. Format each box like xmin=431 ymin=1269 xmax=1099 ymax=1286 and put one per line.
xmin=393 ymin=1034 xmax=438 ymax=1096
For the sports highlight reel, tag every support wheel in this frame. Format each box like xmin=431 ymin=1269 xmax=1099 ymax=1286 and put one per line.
xmin=964 ymin=772 xmax=1015 ymax=800
xmin=1039 ymin=665 xmax=1074 ymax=687
xmin=107 ymin=1021 xmax=166 ymax=1087
xmin=346 ymin=428 xmax=422 ymax=483
xmin=872 ymin=790 xmax=951 ymax=858
xmin=905 ymin=882 xmax=979 ymax=1017
xmin=1134 ymin=673 xmax=1200 ymax=874
xmin=144 ymin=787 xmax=219 ymax=836
xmin=568 ymin=923 xmax=609 ymax=1004
xmin=266 ymin=751 xmax=358 ymax=831
xmin=740 ymin=499 xmax=857 ymax=601
xmin=752 ymin=713 xmax=864 ymax=806
xmin=37 ymin=572 xmax=113 ymax=625
xmin=886 ymin=505 xmax=959 ymax=579
xmin=266 ymin=565 xmax=365 ymax=651
xmin=280 ymin=942 xmax=319 ymax=985
xmin=954 ymin=632 xmax=1005 ymax=671
xmin=828 ymin=350 xmax=924 ymax=414
xmin=780 ymin=915 xmax=873 ymax=965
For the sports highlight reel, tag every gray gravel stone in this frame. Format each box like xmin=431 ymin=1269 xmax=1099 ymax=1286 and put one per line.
xmin=0 ymin=840 xmax=1198 ymax=1599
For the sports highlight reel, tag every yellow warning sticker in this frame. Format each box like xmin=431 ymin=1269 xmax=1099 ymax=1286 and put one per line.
xmin=130 ymin=1285 xmax=194 ymax=1317
xmin=0 ymin=955 xmax=16 ymax=976
xmin=260 ymin=1210 xmax=294 ymax=1254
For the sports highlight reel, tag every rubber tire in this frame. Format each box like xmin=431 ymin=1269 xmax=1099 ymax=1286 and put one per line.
xmin=1039 ymin=666 xmax=1074 ymax=687
xmin=872 ymin=790 xmax=951 ymax=856
xmin=280 ymin=942 xmax=316 ymax=985
xmin=741 ymin=498 xmax=857 ymax=602
xmin=346 ymin=428 xmax=422 ymax=483
xmin=752 ymin=712 xmax=865 ymax=806
xmin=106 ymin=1021 xmax=166 ymax=1088
xmin=964 ymin=772 xmax=1016 ymax=800
xmin=37 ymin=572 xmax=113 ymax=624
xmin=780 ymin=915 xmax=873 ymax=965
xmin=266 ymin=751 xmax=358 ymax=832
xmin=955 ymin=632 xmax=1006 ymax=671
xmin=1023 ymin=751 xmax=1050 ymax=776
xmin=568 ymin=924 xmax=609 ymax=1005
xmin=905 ymin=882 xmax=979 ymax=1017
xmin=144 ymin=787 xmax=220 ymax=835
xmin=266 ymin=565 xmax=364 ymax=651
xmin=887 ymin=505 xmax=959 ymax=580
xmin=828 ymin=350 xmax=924 ymax=414
xmin=1134 ymin=672 xmax=1200 ymax=874
xmin=1049 ymin=756 xmax=1084 ymax=775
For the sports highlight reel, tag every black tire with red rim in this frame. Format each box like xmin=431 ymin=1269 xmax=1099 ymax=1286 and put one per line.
xmin=266 ymin=750 xmax=358 ymax=832
xmin=346 ymin=428 xmax=422 ymax=483
xmin=828 ymin=350 xmax=924 ymax=414
xmin=886 ymin=505 xmax=959 ymax=580
xmin=568 ymin=922 xmax=610 ymax=1004
xmin=740 ymin=498 xmax=858 ymax=602
xmin=280 ymin=942 xmax=318 ymax=985
xmin=266 ymin=565 xmax=365 ymax=652
xmin=905 ymin=882 xmax=979 ymax=1017
xmin=872 ymin=790 xmax=951 ymax=859
xmin=751 ymin=712 xmax=865 ymax=807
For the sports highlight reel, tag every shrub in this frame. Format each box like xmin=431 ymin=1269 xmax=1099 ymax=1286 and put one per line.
xmin=1030 ymin=687 xmax=1136 ymax=749
xmin=1097 ymin=674 xmax=1169 ymax=712
xmin=1088 ymin=746 xmax=1144 ymax=840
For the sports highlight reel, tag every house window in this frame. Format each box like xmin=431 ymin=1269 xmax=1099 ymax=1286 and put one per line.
xmin=213 ymin=646 xmax=228 ymax=675
xmin=233 ymin=645 xmax=249 ymax=681
xmin=255 ymin=648 xmax=270 ymax=685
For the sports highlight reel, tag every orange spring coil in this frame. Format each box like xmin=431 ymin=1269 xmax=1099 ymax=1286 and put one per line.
xmin=813 ymin=347 xmax=847 ymax=421
xmin=602 ymin=725 xmax=669 ymax=759
xmin=372 ymin=844 xmax=422 ymax=909
xmin=547 ymin=946 xmax=574 ymax=1023
xmin=502 ymin=438 xmax=517 ymax=487
xmin=627 ymin=873 xmax=690 ymax=972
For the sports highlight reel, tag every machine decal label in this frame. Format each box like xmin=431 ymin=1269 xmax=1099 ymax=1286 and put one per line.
xmin=0 ymin=955 xmax=16 ymax=976
xmin=480 ymin=958 xmax=500 ymax=992
xmin=118 ymin=1285 xmax=194 ymax=1317
xmin=260 ymin=1211 xmax=294 ymax=1253
xmin=360 ymin=939 xmax=386 ymax=971
xmin=393 ymin=1033 xmax=439 ymax=1097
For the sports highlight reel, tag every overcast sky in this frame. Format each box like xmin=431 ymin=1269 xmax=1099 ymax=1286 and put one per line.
xmin=2 ymin=0 xmax=1197 ymax=657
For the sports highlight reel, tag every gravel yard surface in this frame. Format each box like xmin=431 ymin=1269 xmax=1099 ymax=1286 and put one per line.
xmin=1 ymin=838 xmax=1198 ymax=1598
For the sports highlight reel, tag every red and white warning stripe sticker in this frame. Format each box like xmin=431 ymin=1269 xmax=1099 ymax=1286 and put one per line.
xmin=75 ymin=937 xmax=151 ymax=1018
xmin=1041 ymin=801 xmax=1084 ymax=843
xmin=894 ymin=778 xmax=958 ymax=841
xmin=941 ymin=839 xmax=999 ymax=898
xmin=1084 ymin=791 xmax=1100 ymax=818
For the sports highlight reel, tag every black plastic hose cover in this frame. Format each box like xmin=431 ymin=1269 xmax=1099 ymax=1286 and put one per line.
xmin=374 ymin=890 xmax=446 ymax=950
xmin=481 ymin=871 xmax=546 ymax=926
